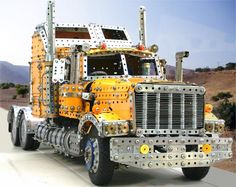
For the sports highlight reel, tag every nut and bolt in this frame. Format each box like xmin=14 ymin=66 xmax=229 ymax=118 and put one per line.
xmin=199 ymin=138 xmax=204 ymax=143
xmin=149 ymin=139 xmax=153 ymax=144
xmin=199 ymin=153 xmax=204 ymax=158
xmin=168 ymin=162 xmax=172 ymax=167
xmin=168 ymin=146 xmax=173 ymax=152
xmin=113 ymin=139 xmax=119 ymax=145
xmin=148 ymin=162 xmax=153 ymax=168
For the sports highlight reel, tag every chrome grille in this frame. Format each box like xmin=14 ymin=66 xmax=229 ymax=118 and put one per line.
xmin=135 ymin=92 xmax=204 ymax=130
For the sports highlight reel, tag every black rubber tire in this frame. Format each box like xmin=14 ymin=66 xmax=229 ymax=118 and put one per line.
xmin=10 ymin=121 xmax=20 ymax=146
xmin=10 ymin=111 xmax=20 ymax=146
xmin=182 ymin=167 xmax=210 ymax=180
xmin=19 ymin=114 xmax=40 ymax=151
xmin=86 ymin=128 xmax=114 ymax=186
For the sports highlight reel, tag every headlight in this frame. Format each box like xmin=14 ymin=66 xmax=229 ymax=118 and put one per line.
xmin=205 ymin=119 xmax=225 ymax=134
xmin=103 ymin=121 xmax=129 ymax=136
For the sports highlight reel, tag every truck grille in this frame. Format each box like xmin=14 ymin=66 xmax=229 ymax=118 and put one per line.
xmin=135 ymin=92 xmax=204 ymax=130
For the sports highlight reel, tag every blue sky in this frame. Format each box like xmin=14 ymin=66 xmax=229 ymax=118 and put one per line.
xmin=0 ymin=0 xmax=235 ymax=69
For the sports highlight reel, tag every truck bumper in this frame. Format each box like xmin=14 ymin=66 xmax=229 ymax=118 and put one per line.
xmin=110 ymin=136 xmax=233 ymax=169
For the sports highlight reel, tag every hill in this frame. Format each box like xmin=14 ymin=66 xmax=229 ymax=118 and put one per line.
xmin=0 ymin=61 xmax=29 ymax=84
xmin=185 ymin=70 xmax=236 ymax=104
xmin=166 ymin=65 xmax=236 ymax=104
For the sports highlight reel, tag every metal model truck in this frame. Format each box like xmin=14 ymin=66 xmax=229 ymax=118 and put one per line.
xmin=7 ymin=1 xmax=232 ymax=185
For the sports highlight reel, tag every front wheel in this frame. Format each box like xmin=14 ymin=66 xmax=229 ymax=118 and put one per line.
xmin=182 ymin=167 xmax=210 ymax=180
xmin=84 ymin=128 xmax=114 ymax=185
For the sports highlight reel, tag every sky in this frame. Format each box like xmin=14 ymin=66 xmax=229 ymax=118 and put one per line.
xmin=0 ymin=0 xmax=235 ymax=69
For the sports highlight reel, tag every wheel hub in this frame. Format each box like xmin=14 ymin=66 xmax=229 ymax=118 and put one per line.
xmin=84 ymin=138 xmax=99 ymax=173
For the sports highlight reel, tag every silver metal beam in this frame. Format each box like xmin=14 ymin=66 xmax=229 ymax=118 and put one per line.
xmin=155 ymin=93 xmax=160 ymax=129
xmin=180 ymin=94 xmax=185 ymax=129
xmin=142 ymin=93 xmax=148 ymax=129
xmin=46 ymin=0 xmax=55 ymax=62
xmin=168 ymin=93 xmax=173 ymax=129
xmin=192 ymin=94 xmax=197 ymax=129
xmin=139 ymin=6 xmax=147 ymax=46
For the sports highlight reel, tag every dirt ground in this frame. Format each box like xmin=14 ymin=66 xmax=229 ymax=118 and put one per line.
xmin=0 ymin=88 xmax=28 ymax=110
xmin=0 ymin=87 xmax=235 ymax=173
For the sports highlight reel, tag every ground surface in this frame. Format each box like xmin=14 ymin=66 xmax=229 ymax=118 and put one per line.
xmin=0 ymin=87 xmax=28 ymax=110
xmin=0 ymin=108 xmax=235 ymax=187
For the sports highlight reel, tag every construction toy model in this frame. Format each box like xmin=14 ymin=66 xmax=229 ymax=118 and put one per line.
xmin=7 ymin=1 xmax=233 ymax=185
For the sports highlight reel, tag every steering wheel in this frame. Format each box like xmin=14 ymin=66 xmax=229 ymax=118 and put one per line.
xmin=90 ymin=71 xmax=108 ymax=76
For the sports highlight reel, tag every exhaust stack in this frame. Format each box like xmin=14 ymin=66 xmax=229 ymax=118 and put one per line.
xmin=139 ymin=6 xmax=147 ymax=46
xmin=175 ymin=51 xmax=189 ymax=82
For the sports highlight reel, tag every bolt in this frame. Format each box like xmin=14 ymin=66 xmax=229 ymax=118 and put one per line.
xmin=199 ymin=138 xmax=204 ymax=143
xmin=199 ymin=153 xmax=204 ymax=158
xmin=168 ymin=139 xmax=173 ymax=144
xmin=212 ymin=139 xmax=216 ymax=143
xmin=168 ymin=162 xmax=172 ymax=167
xmin=127 ymin=146 xmax=131 ymax=152
xmin=135 ymin=139 xmax=140 ymax=144
xmin=181 ymin=161 xmax=185 ymax=166
xmin=181 ymin=147 xmax=186 ymax=152
xmin=168 ymin=146 xmax=173 ymax=152
xmin=168 ymin=155 xmax=172 ymax=159
xmin=228 ymin=138 xmax=233 ymax=143
xmin=148 ymin=162 xmax=153 ymax=168
xmin=149 ymin=139 xmax=153 ymax=144
xmin=229 ymin=152 xmax=233 ymax=157
xmin=113 ymin=139 xmax=119 ymax=145
xmin=181 ymin=139 xmax=186 ymax=143
xmin=114 ymin=155 xmax=119 ymax=160
xmin=135 ymin=155 xmax=140 ymax=160
xmin=181 ymin=154 xmax=186 ymax=159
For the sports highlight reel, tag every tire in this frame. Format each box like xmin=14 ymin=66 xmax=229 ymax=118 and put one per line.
xmin=9 ymin=107 xmax=20 ymax=146
xmin=10 ymin=116 xmax=20 ymax=146
xmin=182 ymin=167 xmax=210 ymax=180
xmin=19 ymin=113 xmax=40 ymax=150
xmin=84 ymin=128 xmax=114 ymax=185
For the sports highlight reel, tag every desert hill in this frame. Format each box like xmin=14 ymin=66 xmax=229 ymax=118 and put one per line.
xmin=184 ymin=70 xmax=236 ymax=103
xmin=0 ymin=61 xmax=29 ymax=84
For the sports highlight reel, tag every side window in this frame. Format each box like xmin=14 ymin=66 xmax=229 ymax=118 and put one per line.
xmin=87 ymin=54 xmax=124 ymax=76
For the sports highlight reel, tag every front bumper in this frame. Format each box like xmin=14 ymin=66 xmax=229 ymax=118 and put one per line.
xmin=110 ymin=136 xmax=233 ymax=169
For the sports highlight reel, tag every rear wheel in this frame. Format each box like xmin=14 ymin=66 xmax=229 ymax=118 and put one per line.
xmin=19 ymin=113 xmax=40 ymax=150
xmin=182 ymin=167 xmax=210 ymax=180
xmin=10 ymin=115 xmax=20 ymax=146
xmin=84 ymin=128 xmax=114 ymax=185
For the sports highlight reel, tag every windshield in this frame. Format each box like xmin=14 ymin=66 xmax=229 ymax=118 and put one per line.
xmin=87 ymin=53 xmax=157 ymax=77
xmin=87 ymin=54 xmax=124 ymax=76
xmin=125 ymin=54 xmax=157 ymax=76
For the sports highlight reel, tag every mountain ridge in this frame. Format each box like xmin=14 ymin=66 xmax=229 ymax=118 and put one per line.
xmin=0 ymin=61 xmax=29 ymax=84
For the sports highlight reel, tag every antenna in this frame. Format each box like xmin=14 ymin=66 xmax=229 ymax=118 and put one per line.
xmin=139 ymin=6 xmax=147 ymax=46
xmin=46 ymin=0 xmax=55 ymax=62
